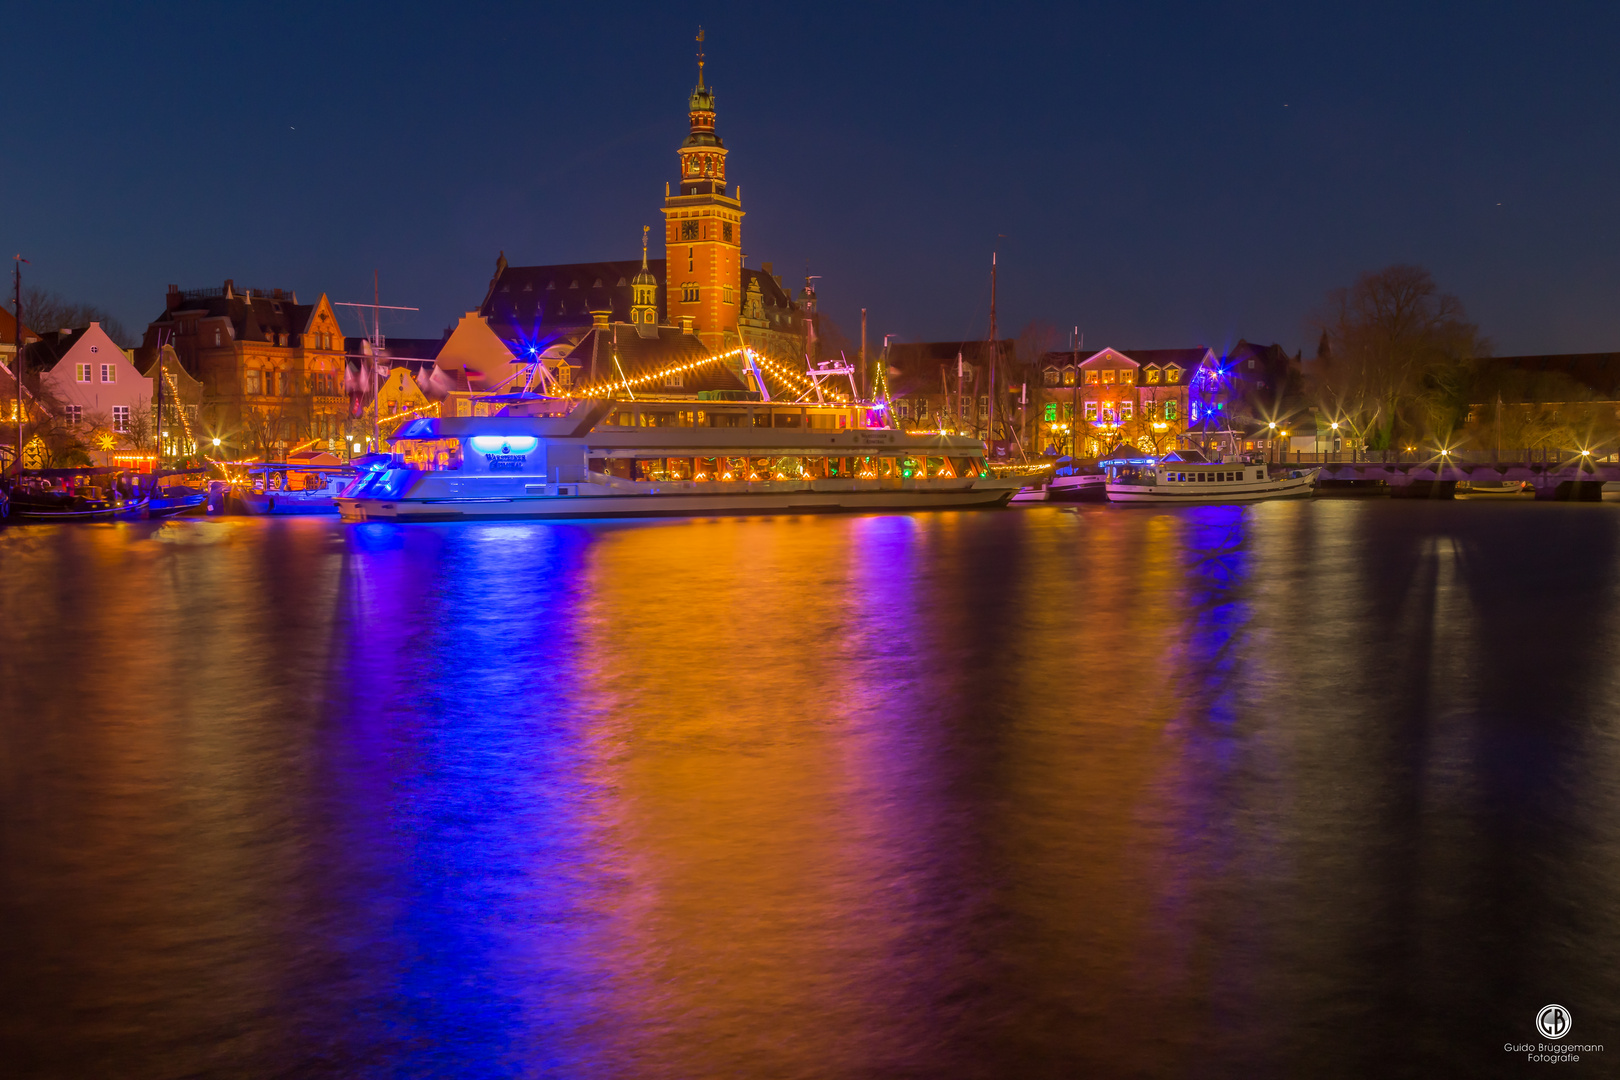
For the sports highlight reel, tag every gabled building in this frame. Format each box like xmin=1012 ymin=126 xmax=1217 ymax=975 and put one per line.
xmin=136 ymin=280 xmax=351 ymax=457
xmin=32 ymin=322 xmax=153 ymax=442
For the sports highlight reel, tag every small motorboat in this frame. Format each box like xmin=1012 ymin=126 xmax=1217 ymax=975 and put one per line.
xmin=140 ymin=468 xmax=210 ymax=518
xmin=1459 ymin=480 xmax=1531 ymax=498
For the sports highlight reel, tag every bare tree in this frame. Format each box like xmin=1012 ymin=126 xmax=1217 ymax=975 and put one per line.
xmin=15 ymin=287 xmax=133 ymax=347
xmin=1311 ymin=265 xmax=1487 ymax=450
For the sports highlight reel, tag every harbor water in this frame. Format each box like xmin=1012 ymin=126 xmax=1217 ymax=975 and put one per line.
xmin=2 ymin=502 xmax=1618 ymax=1078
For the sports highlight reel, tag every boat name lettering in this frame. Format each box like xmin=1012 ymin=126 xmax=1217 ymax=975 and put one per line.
xmin=486 ymin=454 xmax=529 ymax=471
xmin=856 ymin=432 xmax=896 ymax=445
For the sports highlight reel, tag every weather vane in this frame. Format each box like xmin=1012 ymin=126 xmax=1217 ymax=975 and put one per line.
xmin=696 ymin=26 xmax=705 ymax=85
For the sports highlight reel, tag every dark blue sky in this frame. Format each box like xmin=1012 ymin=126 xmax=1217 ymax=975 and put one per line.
xmin=8 ymin=2 xmax=1618 ymax=356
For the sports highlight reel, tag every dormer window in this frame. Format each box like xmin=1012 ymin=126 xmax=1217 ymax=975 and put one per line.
xmin=1043 ymin=368 xmax=1060 ymax=387
xmin=1145 ymin=367 xmax=1162 ymax=384
xmin=1167 ymin=367 xmax=1182 ymax=383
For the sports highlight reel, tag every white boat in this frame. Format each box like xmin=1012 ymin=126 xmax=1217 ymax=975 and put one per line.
xmin=337 ymin=399 xmax=1018 ymax=522
xmin=1048 ymin=473 xmax=1107 ymax=502
xmin=1103 ymin=449 xmax=1317 ymax=504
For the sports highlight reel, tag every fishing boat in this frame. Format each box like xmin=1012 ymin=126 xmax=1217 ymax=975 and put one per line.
xmin=235 ymin=462 xmax=358 ymax=515
xmin=337 ymin=397 xmax=1017 ymax=522
xmin=1103 ymin=449 xmax=1317 ymax=504
xmin=4 ymin=468 xmax=149 ymax=521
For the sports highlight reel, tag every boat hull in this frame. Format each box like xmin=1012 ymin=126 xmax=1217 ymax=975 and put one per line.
xmin=1047 ymin=474 xmax=1108 ymax=502
xmin=338 ymin=483 xmax=1015 ymax=522
xmin=1106 ymin=472 xmax=1317 ymax=504
xmin=237 ymin=492 xmax=341 ymax=516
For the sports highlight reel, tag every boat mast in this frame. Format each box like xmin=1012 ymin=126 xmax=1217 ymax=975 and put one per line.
xmin=987 ymin=250 xmax=996 ymax=454
xmin=12 ymin=258 xmax=20 ymax=474
xmin=1071 ymin=328 xmax=1080 ymax=459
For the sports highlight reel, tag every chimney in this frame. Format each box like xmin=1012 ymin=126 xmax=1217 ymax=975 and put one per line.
xmin=590 ymin=308 xmax=611 ymax=328
xmin=224 ymin=279 xmax=234 ymax=299
xmin=272 ymin=288 xmax=283 ymax=300
xmin=679 ymin=315 xmax=694 ymax=335
xmin=761 ymin=262 xmax=773 ymax=277
xmin=166 ymin=284 xmax=181 ymax=310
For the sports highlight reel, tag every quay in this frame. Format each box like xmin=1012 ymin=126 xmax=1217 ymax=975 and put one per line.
xmin=1276 ymin=450 xmax=1620 ymax=500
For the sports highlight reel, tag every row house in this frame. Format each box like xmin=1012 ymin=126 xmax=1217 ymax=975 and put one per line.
xmin=1038 ymin=347 xmax=1214 ymax=456
xmin=137 ymin=280 xmax=352 ymax=458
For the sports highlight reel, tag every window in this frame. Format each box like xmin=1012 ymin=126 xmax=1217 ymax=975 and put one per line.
xmin=682 ymin=284 xmax=699 ymax=303
xmin=1083 ymin=370 xmax=1099 ymax=384
xmin=90 ymin=345 xmax=99 ymax=354
xmin=101 ymin=364 xmax=115 ymax=383
xmin=1146 ymin=367 xmax=1161 ymax=384
xmin=65 ymin=405 xmax=82 ymax=424
xmin=1164 ymin=400 xmax=1178 ymax=420
xmin=723 ymin=287 xmax=734 ymax=304
xmin=112 ymin=406 xmax=130 ymax=433
xmin=688 ymin=247 xmax=695 ymax=271
xmin=664 ymin=372 xmax=684 ymax=388
xmin=1119 ymin=369 xmax=1135 ymax=384
xmin=76 ymin=363 xmax=91 ymax=382
xmin=1084 ymin=401 xmax=1098 ymax=421
xmin=1167 ymin=367 xmax=1181 ymax=383
xmin=723 ymin=222 xmax=733 ymax=242
xmin=1044 ymin=402 xmax=1057 ymax=422
xmin=681 ymin=221 xmax=699 ymax=241
xmin=1043 ymin=369 xmax=1059 ymax=387
xmin=1248 ymin=358 xmax=1256 ymax=369
xmin=1063 ymin=368 xmax=1076 ymax=386
xmin=246 ymin=370 xmax=262 ymax=395
xmin=1120 ymin=400 xmax=1134 ymax=420
xmin=1101 ymin=369 xmax=1116 ymax=384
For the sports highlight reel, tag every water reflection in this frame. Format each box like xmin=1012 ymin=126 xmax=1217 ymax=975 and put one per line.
xmin=2 ymin=504 xmax=1619 ymax=1077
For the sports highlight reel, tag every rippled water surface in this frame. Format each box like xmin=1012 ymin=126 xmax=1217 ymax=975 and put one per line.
xmin=3 ymin=502 xmax=1619 ymax=1078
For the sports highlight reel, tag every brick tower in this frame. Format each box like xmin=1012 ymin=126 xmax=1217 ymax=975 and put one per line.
xmin=662 ymin=28 xmax=743 ymax=354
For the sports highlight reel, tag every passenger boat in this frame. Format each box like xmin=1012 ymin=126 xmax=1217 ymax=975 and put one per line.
xmin=337 ymin=398 xmax=1017 ymax=522
xmin=235 ymin=463 xmax=358 ymax=515
xmin=1103 ymin=449 xmax=1317 ymax=504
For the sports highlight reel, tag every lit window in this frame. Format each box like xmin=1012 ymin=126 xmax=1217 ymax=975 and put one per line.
xmin=1167 ymin=368 xmax=1181 ymax=383
xmin=76 ymin=363 xmax=91 ymax=382
xmin=101 ymin=364 xmax=115 ymax=383
xmin=1084 ymin=401 xmax=1098 ymax=421
xmin=112 ymin=405 xmax=130 ymax=432
xmin=1083 ymin=370 xmax=1099 ymax=384
xmin=1120 ymin=400 xmax=1134 ymax=420
xmin=664 ymin=372 xmax=684 ymax=388
xmin=1164 ymin=400 xmax=1178 ymax=420
xmin=1119 ymin=369 xmax=1134 ymax=384
xmin=1043 ymin=402 xmax=1057 ymax=422
xmin=215 ymin=329 xmax=222 ymax=346
xmin=1101 ymin=369 xmax=1116 ymax=384
xmin=1146 ymin=367 xmax=1161 ymax=384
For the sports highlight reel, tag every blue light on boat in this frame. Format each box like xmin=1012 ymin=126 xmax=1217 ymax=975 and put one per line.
xmin=470 ymin=436 xmax=539 ymax=454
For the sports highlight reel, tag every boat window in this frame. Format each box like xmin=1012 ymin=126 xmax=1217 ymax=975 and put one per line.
xmin=401 ymin=439 xmax=462 ymax=471
xmin=666 ymin=458 xmax=693 ymax=481
xmin=927 ymin=457 xmax=956 ymax=479
xmin=694 ymin=457 xmax=718 ymax=480
xmin=633 ymin=458 xmax=668 ymax=481
xmin=951 ymin=457 xmax=983 ymax=478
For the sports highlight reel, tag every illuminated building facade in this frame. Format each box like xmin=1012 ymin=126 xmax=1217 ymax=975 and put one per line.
xmin=475 ymin=41 xmax=811 ymax=378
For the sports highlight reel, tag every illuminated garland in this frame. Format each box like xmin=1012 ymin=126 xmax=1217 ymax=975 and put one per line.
xmin=567 ymin=346 xmax=746 ymax=399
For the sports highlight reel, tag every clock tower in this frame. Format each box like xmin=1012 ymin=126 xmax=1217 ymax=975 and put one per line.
xmin=662 ymin=28 xmax=743 ymax=354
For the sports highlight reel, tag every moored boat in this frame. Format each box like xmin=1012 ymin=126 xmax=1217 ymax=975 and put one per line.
xmin=1103 ymin=449 xmax=1317 ymax=504
xmin=235 ymin=462 xmax=358 ymax=515
xmin=337 ymin=398 xmax=1017 ymax=522
xmin=4 ymin=467 xmax=149 ymax=521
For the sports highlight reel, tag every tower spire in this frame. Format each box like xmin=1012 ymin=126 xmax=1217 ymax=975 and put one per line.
xmin=641 ymin=224 xmax=649 ymax=269
xmin=696 ymin=26 xmax=705 ymax=89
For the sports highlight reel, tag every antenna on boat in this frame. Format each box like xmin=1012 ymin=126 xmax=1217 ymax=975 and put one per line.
xmin=11 ymin=256 xmax=23 ymax=475
xmin=336 ymin=275 xmax=417 ymax=455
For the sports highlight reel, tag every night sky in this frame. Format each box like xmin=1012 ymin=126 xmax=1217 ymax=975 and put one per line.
xmin=8 ymin=2 xmax=1618 ymax=357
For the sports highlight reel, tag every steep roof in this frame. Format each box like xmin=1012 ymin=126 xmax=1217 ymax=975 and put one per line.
xmin=482 ymin=260 xmax=667 ymax=329
xmin=0 ymin=305 xmax=37 ymax=348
